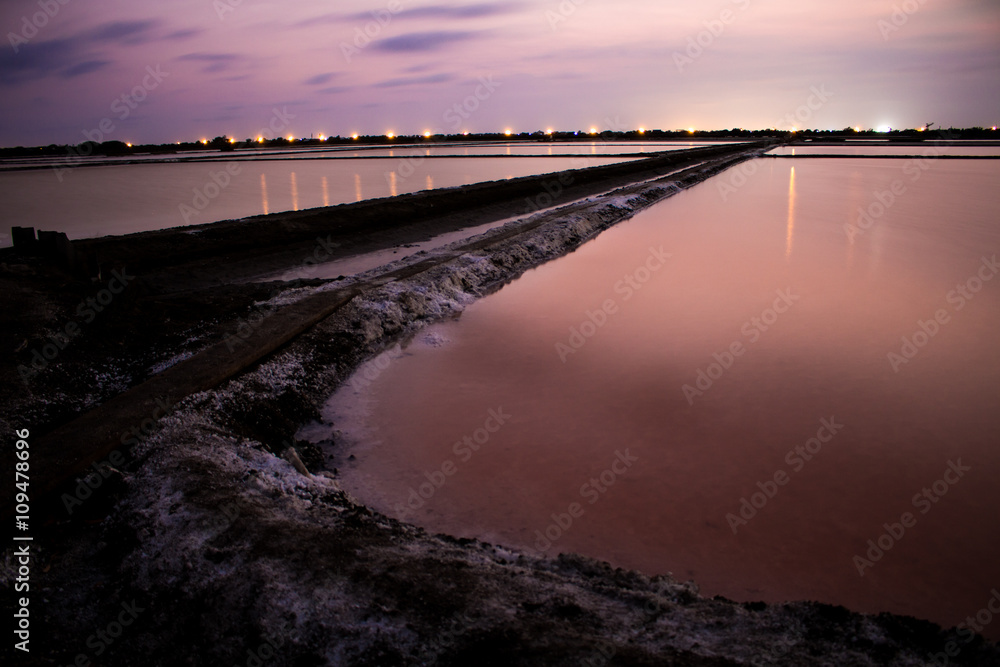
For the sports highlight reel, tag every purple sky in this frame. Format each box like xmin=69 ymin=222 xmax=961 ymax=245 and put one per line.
xmin=2 ymin=0 xmax=998 ymax=146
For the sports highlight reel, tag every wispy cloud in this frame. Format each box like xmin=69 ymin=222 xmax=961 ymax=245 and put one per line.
xmin=176 ymin=52 xmax=244 ymax=73
xmin=373 ymin=72 xmax=455 ymax=88
xmin=396 ymin=3 xmax=525 ymax=20
xmin=87 ymin=20 xmax=161 ymax=44
xmin=372 ymin=31 xmax=480 ymax=53
xmin=164 ymin=28 xmax=203 ymax=41
xmin=302 ymin=2 xmax=525 ymax=26
xmin=304 ymin=72 xmax=339 ymax=86
xmin=1 ymin=18 xmax=187 ymax=85
xmin=0 ymin=37 xmax=78 ymax=83
xmin=63 ymin=60 xmax=112 ymax=78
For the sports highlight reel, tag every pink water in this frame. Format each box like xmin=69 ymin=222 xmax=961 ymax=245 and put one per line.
xmin=769 ymin=144 xmax=1000 ymax=156
xmin=0 ymin=155 xmax=635 ymax=246
xmin=322 ymin=158 xmax=1000 ymax=637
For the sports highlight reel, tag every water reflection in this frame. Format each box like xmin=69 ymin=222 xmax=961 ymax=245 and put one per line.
xmin=426 ymin=174 xmax=434 ymax=191
xmin=844 ymin=170 xmax=865 ymax=270
xmin=389 ymin=171 xmax=398 ymax=197
xmin=326 ymin=159 xmax=1000 ymax=638
xmin=322 ymin=176 xmax=330 ymax=207
xmin=786 ymin=166 xmax=796 ymax=260
xmin=0 ymin=156 xmax=639 ymax=243
xmin=290 ymin=172 xmax=299 ymax=211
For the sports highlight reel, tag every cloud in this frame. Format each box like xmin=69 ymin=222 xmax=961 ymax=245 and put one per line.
xmin=164 ymin=28 xmax=203 ymax=41
xmin=372 ymin=31 xmax=480 ymax=53
xmin=318 ymin=85 xmax=354 ymax=95
xmin=397 ymin=3 xmax=525 ymax=20
xmin=63 ymin=60 xmax=112 ymax=78
xmin=304 ymin=72 xmax=339 ymax=85
xmin=176 ymin=52 xmax=244 ymax=73
xmin=87 ymin=20 xmax=161 ymax=44
xmin=0 ymin=18 xmax=183 ymax=84
xmin=0 ymin=36 xmax=78 ymax=83
xmin=372 ymin=73 xmax=456 ymax=88
xmin=301 ymin=2 xmax=524 ymax=26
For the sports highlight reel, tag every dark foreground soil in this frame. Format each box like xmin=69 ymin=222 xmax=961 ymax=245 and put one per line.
xmin=2 ymin=144 xmax=998 ymax=666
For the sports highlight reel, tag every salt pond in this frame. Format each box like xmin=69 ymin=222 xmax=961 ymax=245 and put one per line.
xmin=319 ymin=157 xmax=1000 ymax=636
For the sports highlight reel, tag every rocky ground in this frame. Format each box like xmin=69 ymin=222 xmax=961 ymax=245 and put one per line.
xmin=3 ymin=145 xmax=998 ymax=665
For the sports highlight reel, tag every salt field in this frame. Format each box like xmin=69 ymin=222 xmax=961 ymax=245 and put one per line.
xmin=0 ymin=149 xmax=642 ymax=245
xmin=320 ymin=156 xmax=1000 ymax=637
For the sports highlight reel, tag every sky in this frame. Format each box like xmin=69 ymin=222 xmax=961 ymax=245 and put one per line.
xmin=1 ymin=0 xmax=998 ymax=146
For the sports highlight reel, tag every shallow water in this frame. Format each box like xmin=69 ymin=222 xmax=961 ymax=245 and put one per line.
xmin=0 ymin=155 xmax=637 ymax=246
xmin=320 ymin=158 xmax=1000 ymax=637
xmin=0 ymin=141 xmax=734 ymax=170
xmin=769 ymin=144 xmax=1000 ymax=156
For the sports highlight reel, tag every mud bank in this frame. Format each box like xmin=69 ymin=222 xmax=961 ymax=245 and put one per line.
xmin=4 ymin=148 xmax=999 ymax=666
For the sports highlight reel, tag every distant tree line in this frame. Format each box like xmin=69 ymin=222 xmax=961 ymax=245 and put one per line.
xmin=1 ymin=127 xmax=997 ymax=158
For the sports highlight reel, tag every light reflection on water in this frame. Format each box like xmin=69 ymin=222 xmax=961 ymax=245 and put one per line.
xmin=769 ymin=144 xmax=1000 ymax=156
xmin=0 ymin=156 xmax=637 ymax=244
xmin=325 ymin=159 xmax=1000 ymax=637
xmin=786 ymin=166 xmax=796 ymax=260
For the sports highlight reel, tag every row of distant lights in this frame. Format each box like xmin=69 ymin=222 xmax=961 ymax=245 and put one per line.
xmin=186 ymin=127 xmax=658 ymax=144
xmin=125 ymin=125 xmax=998 ymax=147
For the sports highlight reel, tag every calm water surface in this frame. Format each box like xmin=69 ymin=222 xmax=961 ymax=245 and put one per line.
xmin=320 ymin=158 xmax=1000 ymax=636
xmin=769 ymin=144 xmax=1000 ymax=156
xmin=0 ymin=155 xmax=636 ymax=246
